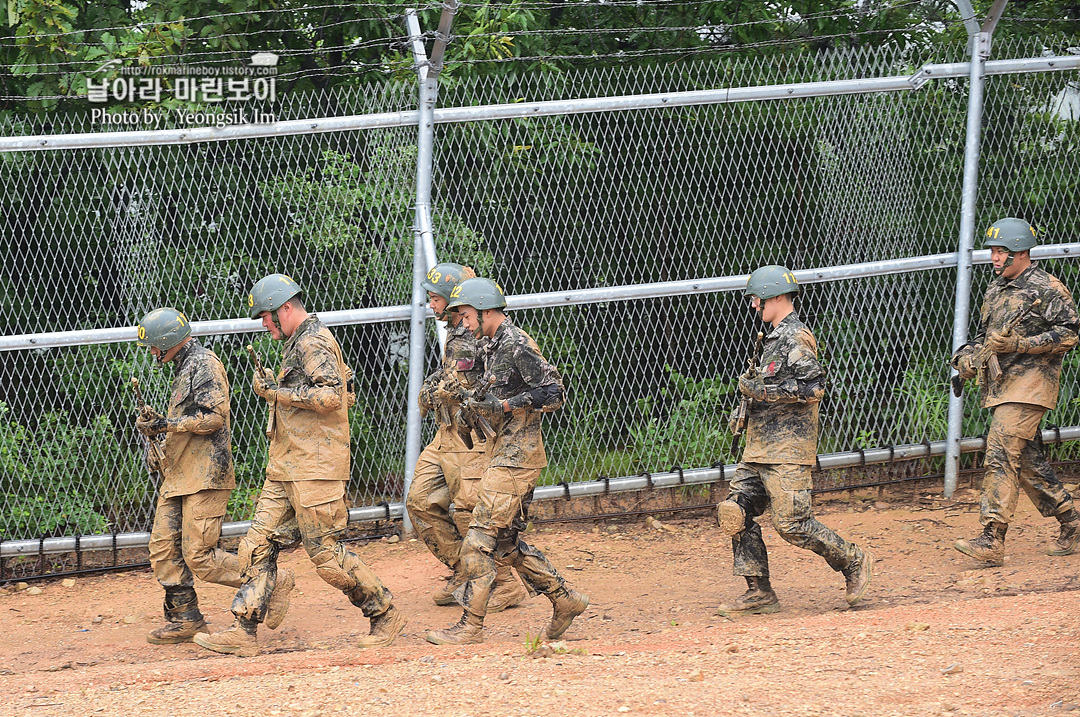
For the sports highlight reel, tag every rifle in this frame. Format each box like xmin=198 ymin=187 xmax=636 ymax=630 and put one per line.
xmin=456 ymin=375 xmax=498 ymax=445
xmin=730 ymin=331 xmax=764 ymax=458
xmin=246 ymin=344 xmax=276 ymax=438
xmin=951 ymin=299 xmax=1041 ymax=397
xmin=130 ymin=376 xmax=166 ymax=473
xmin=433 ymin=368 xmax=477 ymax=449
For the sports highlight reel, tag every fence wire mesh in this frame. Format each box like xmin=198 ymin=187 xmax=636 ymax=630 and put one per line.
xmin=2 ymin=39 xmax=1080 ymax=580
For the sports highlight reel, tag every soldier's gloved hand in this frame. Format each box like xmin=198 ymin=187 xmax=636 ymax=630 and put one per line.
xmin=434 ymin=381 xmax=465 ymax=406
xmin=464 ymin=394 xmax=505 ymax=420
xmin=954 ymin=353 xmax=977 ymax=380
xmin=987 ymin=330 xmax=1028 ymax=354
xmin=738 ymin=372 xmax=766 ymax=402
xmin=136 ymin=414 xmax=169 ymax=435
xmin=253 ymin=367 xmax=278 ymax=402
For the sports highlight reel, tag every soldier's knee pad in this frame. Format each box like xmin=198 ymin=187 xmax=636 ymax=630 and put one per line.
xmin=494 ymin=526 xmax=520 ymax=561
xmin=462 ymin=528 xmax=497 ymax=556
xmin=310 ymin=544 xmax=355 ymax=592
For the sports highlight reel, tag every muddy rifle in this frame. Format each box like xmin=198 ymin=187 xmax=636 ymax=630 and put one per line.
xmin=951 ymin=299 xmax=1041 ymax=398
xmin=730 ymin=331 xmax=764 ymax=460
xmin=457 ymin=375 xmax=498 ymax=445
xmin=130 ymin=376 xmax=166 ymax=475
xmin=246 ymin=344 xmax=276 ymax=438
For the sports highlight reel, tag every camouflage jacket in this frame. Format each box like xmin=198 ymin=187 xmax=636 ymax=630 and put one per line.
xmin=266 ymin=314 xmax=352 ymax=483
xmin=419 ymin=322 xmax=487 ymax=454
xmin=481 ymin=318 xmax=565 ymax=469
xmin=972 ymin=263 xmax=1079 ymax=410
xmin=159 ymin=339 xmax=235 ymax=499
xmin=742 ymin=312 xmax=825 ymax=466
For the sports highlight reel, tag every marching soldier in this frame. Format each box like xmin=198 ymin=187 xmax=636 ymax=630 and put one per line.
xmin=951 ymin=218 xmax=1080 ymax=566
xmin=194 ymin=274 xmax=406 ymax=657
xmin=715 ymin=266 xmax=872 ymax=615
xmin=135 ymin=308 xmax=251 ymax=644
xmin=425 ymin=278 xmax=589 ymax=645
xmin=408 ymin=262 xmax=527 ymax=611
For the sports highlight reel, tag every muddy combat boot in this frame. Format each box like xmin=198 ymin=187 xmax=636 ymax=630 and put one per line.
xmin=433 ymin=565 xmax=467 ymax=606
xmin=716 ymin=577 xmax=780 ymax=617
xmin=543 ymin=587 xmax=589 ymax=640
xmin=842 ymin=547 xmax=874 ymax=606
xmin=716 ymin=499 xmax=746 ymax=536
xmin=954 ymin=522 xmax=1007 ymax=567
xmin=1048 ymin=509 xmax=1080 ymax=556
xmin=426 ymin=611 xmax=485 ymax=645
xmin=264 ymin=567 xmax=295 ymax=630
xmin=357 ymin=604 xmax=407 ymax=648
xmin=193 ymin=617 xmax=259 ymax=657
xmin=488 ymin=564 xmax=528 ymax=613
xmin=146 ymin=594 xmax=206 ymax=645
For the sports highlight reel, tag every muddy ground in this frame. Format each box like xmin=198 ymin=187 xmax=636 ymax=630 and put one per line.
xmin=1 ymin=486 xmax=1079 ymax=717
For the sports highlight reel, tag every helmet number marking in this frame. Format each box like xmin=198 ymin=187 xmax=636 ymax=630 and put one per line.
xmin=427 ymin=269 xmax=442 ymax=284
xmin=450 ymin=285 xmax=462 ymax=298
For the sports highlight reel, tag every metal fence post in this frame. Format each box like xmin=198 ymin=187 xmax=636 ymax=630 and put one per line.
xmin=402 ymin=3 xmax=457 ymax=533
xmin=945 ymin=1 xmax=1004 ymax=497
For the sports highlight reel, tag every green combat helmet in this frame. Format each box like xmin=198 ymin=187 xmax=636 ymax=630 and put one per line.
xmin=248 ymin=274 xmax=302 ymax=320
xmin=422 ymin=262 xmax=476 ymax=320
xmin=984 ymin=218 xmax=1038 ymax=252
xmin=422 ymin=262 xmax=475 ymax=300
xmin=446 ymin=277 xmax=507 ymax=312
xmin=744 ymin=265 xmax=800 ymax=300
xmin=984 ymin=218 xmax=1038 ymax=275
xmin=137 ymin=307 xmax=191 ymax=351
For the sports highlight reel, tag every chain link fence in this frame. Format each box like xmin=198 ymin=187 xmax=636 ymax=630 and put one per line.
xmin=2 ymin=37 xmax=1079 ymax=579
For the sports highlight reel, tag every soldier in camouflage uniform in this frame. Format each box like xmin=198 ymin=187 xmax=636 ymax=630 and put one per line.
xmin=715 ymin=266 xmax=873 ymax=616
xmin=951 ymin=218 xmax=1080 ymax=567
xmin=425 ymin=278 xmax=589 ymax=645
xmin=408 ymin=262 xmax=527 ymax=611
xmin=136 ymin=308 xmax=252 ymax=645
xmin=195 ymin=275 xmax=407 ymax=657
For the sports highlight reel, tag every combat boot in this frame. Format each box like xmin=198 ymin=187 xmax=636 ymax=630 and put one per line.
xmin=842 ymin=547 xmax=874 ymax=606
xmin=264 ymin=567 xmax=295 ymax=630
xmin=357 ymin=604 xmax=407 ymax=648
xmin=1048 ymin=509 xmax=1080 ymax=556
xmin=193 ymin=617 xmax=259 ymax=657
xmin=425 ymin=611 xmax=485 ymax=645
xmin=147 ymin=589 xmax=206 ymax=645
xmin=487 ymin=564 xmax=527 ymax=613
xmin=543 ymin=586 xmax=589 ymax=640
xmin=954 ymin=522 xmax=1007 ymax=567
xmin=716 ymin=576 xmax=779 ymax=617
xmin=432 ymin=565 xmax=467 ymax=606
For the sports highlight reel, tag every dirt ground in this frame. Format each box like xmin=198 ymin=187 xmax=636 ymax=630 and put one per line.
xmin=2 ymin=487 xmax=1079 ymax=717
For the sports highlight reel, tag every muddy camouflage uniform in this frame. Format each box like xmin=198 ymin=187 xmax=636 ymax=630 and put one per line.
xmin=728 ymin=313 xmax=860 ymax=578
xmin=454 ymin=318 xmax=569 ymax=618
xmin=147 ymin=339 xmax=242 ymax=621
xmin=409 ymin=322 xmax=489 ymax=566
xmin=231 ymin=315 xmax=393 ymax=623
xmin=958 ymin=263 xmax=1079 ymax=527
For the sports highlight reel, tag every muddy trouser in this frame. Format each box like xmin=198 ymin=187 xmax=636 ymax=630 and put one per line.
xmin=728 ymin=462 xmax=858 ymax=578
xmin=232 ymin=478 xmax=392 ymax=623
xmin=406 ymin=441 xmax=487 ymax=569
xmin=148 ymin=488 xmax=243 ymax=619
xmin=981 ymin=402 xmax=1074 ymax=526
xmin=454 ymin=466 xmax=564 ymax=619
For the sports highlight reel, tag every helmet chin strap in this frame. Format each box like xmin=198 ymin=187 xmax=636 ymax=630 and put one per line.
xmin=270 ymin=309 xmax=284 ymax=340
xmin=472 ymin=309 xmax=485 ymax=339
xmin=993 ymin=251 xmax=1015 ymax=276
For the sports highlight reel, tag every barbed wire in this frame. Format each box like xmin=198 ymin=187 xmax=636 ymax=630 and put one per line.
xmin=0 ymin=1 xmax=440 ymax=42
